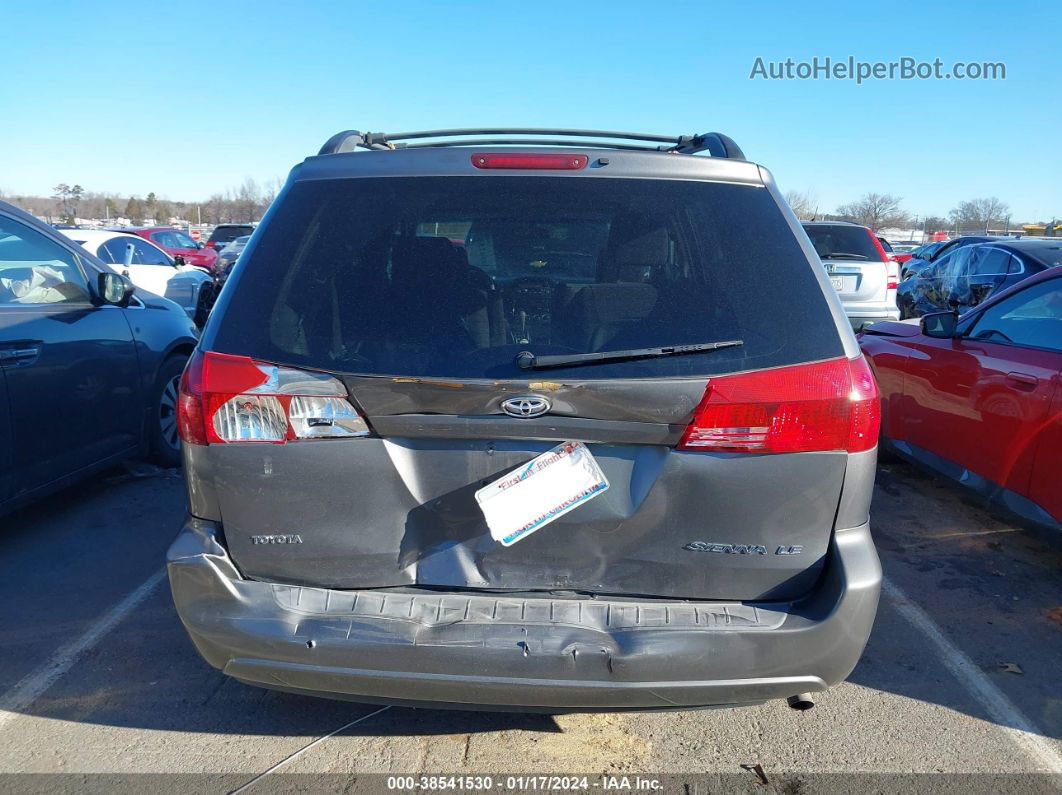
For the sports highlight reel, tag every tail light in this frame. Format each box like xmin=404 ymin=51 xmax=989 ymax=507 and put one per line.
xmin=471 ymin=153 xmax=588 ymax=170
xmin=177 ymin=350 xmax=371 ymax=445
xmin=678 ymin=357 xmax=880 ymax=454
xmin=885 ymin=260 xmax=900 ymax=290
xmin=866 ymin=230 xmax=899 ymax=289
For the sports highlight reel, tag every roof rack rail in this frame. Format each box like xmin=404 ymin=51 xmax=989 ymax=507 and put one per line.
xmin=317 ymin=128 xmax=745 ymax=159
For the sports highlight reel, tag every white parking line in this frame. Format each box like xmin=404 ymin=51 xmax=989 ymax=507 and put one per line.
xmin=883 ymin=577 xmax=1062 ymax=772
xmin=0 ymin=568 xmax=166 ymax=732
xmin=925 ymin=527 xmax=1023 ymax=540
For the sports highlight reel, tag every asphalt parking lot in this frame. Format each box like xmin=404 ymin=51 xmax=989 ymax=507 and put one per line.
xmin=0 ymin=460 xmax=1060 ymax=793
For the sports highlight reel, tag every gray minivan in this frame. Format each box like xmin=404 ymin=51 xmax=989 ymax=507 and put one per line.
xmin=168 ymin=128 xmax=882 ymax=711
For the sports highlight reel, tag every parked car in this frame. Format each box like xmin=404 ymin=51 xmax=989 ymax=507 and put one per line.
xmin=897 ymin=239 xmax=1061 ymax=319
xmin=861 ymin=268 xmax=1062 ymax=531
xmin=59 ymin=230 xmax=216 ymax=327
xmin=900 ymin=241 xmax=944 ymax=273
xmin=205 ymin=223 xmax=255 ymax=254
xmin=214 ymin=234 xmax=251 ymax=281
xmin=900 ymin=235 xmax=994 ymax=281
xmin=890 ymin=242 xmax=921 ymax=265
xmin=802 ymin=221 xmax=900 ymax=330
xmin=0 ymin=201 xmax=199 ymax=515
xmin=167 ymin=127 xmax=882 ymax=713
xmin=118 ymin=226 xmax=219 ymax=273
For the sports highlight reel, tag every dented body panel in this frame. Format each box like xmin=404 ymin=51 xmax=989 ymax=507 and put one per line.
xmin=186 ymin=438 xmax=848 ymax=601
xmin=168 ymin=517 xmax=881 ymax=710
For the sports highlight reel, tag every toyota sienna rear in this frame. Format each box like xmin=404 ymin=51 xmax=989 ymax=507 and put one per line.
xmin=167 ymin=128 xmax=882 ymax=711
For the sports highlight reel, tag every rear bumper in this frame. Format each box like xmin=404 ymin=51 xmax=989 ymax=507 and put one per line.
xmin=167 ymin=518 xmax=881 ymax=711
xmin=843 ymin=305 xmax=901 ymax=331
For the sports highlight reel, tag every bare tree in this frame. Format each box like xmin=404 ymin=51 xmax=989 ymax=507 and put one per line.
xmin=949 ymin=197 xmax=1009 ymax=234
xmin=7 ymin=178 xmax=297 ymax=226
xmin=262 ymin=176 xmax=284 ymax=206
xmin=235 ymin=177 xmax=262 ymax=222
xmin=204 ymin=194 xmax=226 ymax=225
xmin=835 ymin=193 xmax=907 ymax=231
xmin=77 ymin=191 xmax=101 ymax=219
xmin=921 ymin=215 xmax=948 ymax=234
xmin=783 ymin=189 xmax=818 ymax=220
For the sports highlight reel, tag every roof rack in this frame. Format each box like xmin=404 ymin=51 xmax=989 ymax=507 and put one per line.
xmin=317 ymin=128 xmax=745 ymax=159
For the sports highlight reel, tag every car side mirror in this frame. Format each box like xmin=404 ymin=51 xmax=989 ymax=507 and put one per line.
xmin=98 ymin=272 xmax=135 ymax=307
xmin=921 ymin=310 xmax=958 ymax=339
xmin=173 ymin=254 xmax=186 ymax=267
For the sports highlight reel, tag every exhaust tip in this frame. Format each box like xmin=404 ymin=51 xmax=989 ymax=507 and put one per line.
xmin=787 ymin=693 xmax=815 ymax=711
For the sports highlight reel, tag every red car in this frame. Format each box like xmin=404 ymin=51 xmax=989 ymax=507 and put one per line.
xmin=120 ymin=226 xmax=218 ymax=272
xmin=860 ymin=267 xmax=1062 ymax=530
xmin=889 ymin=243 xmax=925 ymax=266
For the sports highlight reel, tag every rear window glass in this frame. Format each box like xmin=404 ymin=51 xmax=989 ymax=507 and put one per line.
xmin=208 ymin=225 xmax=253 ymax=244
xmin=803 ymin=224 xmax=882 ymax=262
xmin=1022 ymin=244 xmax=1062 ymax=268
xmin=211 ymin=177 xmax=842 ymax=379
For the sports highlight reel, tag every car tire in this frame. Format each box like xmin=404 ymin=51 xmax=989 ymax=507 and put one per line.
xmin=193 ymin=285 xmax=215 ymax=328
xmin=149 ymin=354 xmax=188 ymax=468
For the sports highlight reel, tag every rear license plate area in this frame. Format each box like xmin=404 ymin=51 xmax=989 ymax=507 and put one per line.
xmin=475 ymin=441 xmax=610 ymax=546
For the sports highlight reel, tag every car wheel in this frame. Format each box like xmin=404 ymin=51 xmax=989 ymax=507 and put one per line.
xmin=193 ymin=285 xmax=214 ymax=328
xmin=149 ymin=354 xmax=188 ymax=468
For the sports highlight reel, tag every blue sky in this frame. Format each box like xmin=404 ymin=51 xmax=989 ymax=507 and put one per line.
xmin=1 ymin=0 xmax=1057 ymax=220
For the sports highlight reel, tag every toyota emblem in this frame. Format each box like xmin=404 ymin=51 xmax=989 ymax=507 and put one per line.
xmin=501 ymin=395 xmax=552 ymax=418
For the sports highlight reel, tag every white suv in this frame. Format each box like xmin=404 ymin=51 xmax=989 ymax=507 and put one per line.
xmin=802 ymin=221 xmax=900 ymax=330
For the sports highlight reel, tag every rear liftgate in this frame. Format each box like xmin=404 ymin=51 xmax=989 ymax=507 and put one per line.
xmin=178 ymin=350 xmax=878 ymax=602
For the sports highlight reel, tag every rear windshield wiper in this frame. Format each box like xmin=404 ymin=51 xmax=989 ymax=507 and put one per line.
xmin=515 ymin=340 xmax=743 ymax=370
xmin=821 ymin=253 xmax=869 ymax=260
